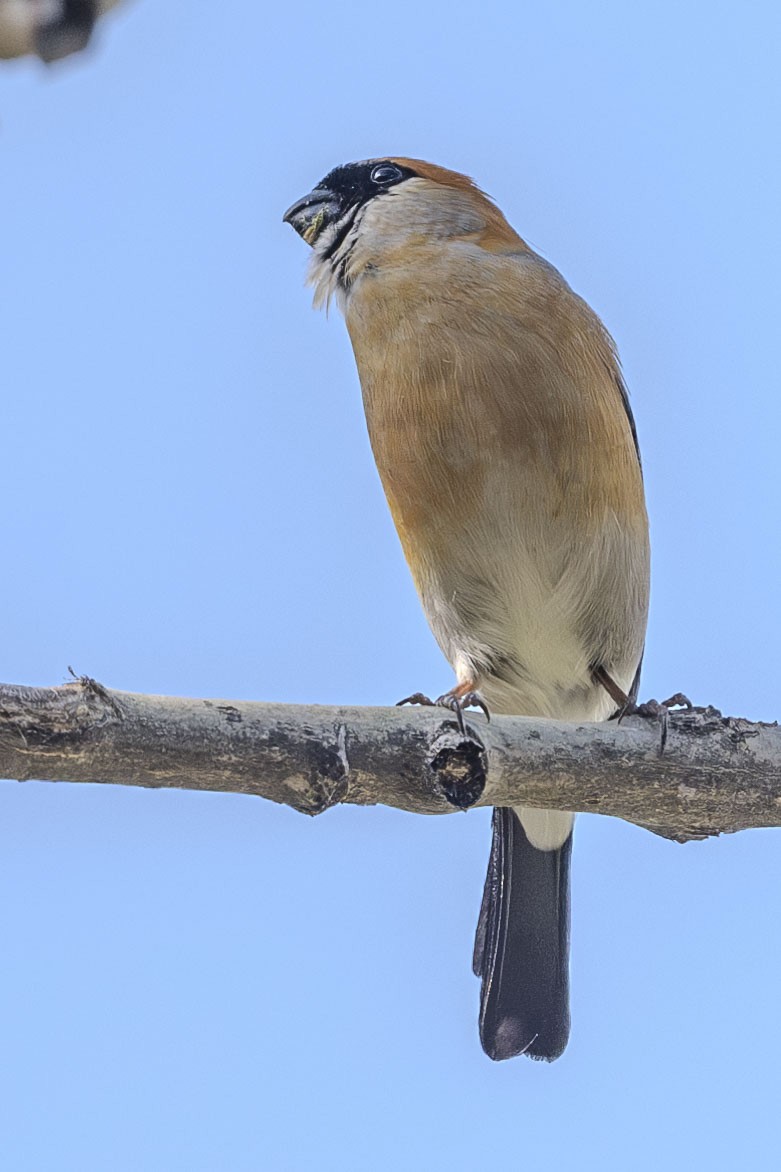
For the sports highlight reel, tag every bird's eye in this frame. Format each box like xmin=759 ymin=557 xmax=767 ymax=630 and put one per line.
xmin=370 ymin=163 xmax=403 ymax=185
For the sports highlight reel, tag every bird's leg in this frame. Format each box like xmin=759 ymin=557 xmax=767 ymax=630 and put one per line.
xmin=397 ymin=681 xmax=490 ymax=734
xmin=435 ymin=685 xmax=491 ymax=734
xmin=593 ymin=666 xmax=691 ymax=753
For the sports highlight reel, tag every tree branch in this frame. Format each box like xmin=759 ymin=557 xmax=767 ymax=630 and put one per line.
xmin=0 ymin=678 xmax=778 ymax=842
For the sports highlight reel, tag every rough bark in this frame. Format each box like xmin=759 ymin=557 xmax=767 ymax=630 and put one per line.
xmin=1 ymin=678 xmax=779 ymax=842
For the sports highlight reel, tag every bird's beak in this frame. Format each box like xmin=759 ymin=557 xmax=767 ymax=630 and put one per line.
xmin=283 ymin=188 xmax=341 ymax=246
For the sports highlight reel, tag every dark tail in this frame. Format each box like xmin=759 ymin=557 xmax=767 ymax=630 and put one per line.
xmin=473 ymin=807 xmax=572 ymax=1061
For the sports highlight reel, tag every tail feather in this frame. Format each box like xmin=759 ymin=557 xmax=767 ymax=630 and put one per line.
xmin=474 ymin=807 xmax=572 ymax=1061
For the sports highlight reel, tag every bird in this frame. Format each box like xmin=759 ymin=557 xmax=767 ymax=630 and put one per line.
xmin=283 ymin=158 xmax=649 ymax=1061
xmin=0 ymin=0 xmax=123 ymax=63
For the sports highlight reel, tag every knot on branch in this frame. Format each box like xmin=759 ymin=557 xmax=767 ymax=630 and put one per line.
xmin=0 ymin=674 xmax=124 ymax=766
xmin=68 ymin=672 xmax=125 ymax=721
xmin=300 ymin=723 xmax=350 ymax=815
xmin=429 ymin=725 xmax=487 ymax=809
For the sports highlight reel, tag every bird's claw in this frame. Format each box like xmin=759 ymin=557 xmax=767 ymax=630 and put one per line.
xmin=619 ymin=692 xmax=693 ymax=753
xmin=397 ymin=689 xmax=491 ymax=733
xmin=659 ymin=693 xmax=693 ymax=712
xmin=396 ymin=692 xmax=436 ymax=709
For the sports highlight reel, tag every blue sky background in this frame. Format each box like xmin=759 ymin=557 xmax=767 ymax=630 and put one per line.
xmin=1 ymin=1 xmax=779 ymax=1168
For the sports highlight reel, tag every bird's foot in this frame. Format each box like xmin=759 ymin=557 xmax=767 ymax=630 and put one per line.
xmin=397 ymin=687 xmax=490 ymax=734
xmin=618 ymin=692 xmax=693 ymax=753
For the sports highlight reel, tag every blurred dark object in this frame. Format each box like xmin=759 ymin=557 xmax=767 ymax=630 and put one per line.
xmin=0 ymin=0 xmax=125 ymax=62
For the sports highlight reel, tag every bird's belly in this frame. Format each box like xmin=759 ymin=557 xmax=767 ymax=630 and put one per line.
xmin=417 ymin=534 xmax=616 ymax=720
xmin=378 ymin=449 xmax=644 ymax=721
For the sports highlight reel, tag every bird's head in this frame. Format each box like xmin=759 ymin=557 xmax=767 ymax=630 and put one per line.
xmin=283 ymin=157 xmax=521 ymax=309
